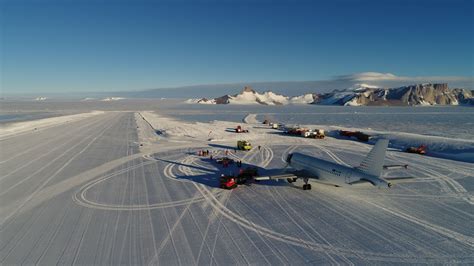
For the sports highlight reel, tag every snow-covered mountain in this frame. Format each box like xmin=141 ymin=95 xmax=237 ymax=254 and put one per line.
xmin=289 ymin=93 xmax=318 ymax=104
xmin=185 ymin=98 xmax=216 ymax=104
xmin=187 ymin=84 xmax=473 ymax=106
xmin=100 ymin=97 xmax=125 ymax=101
xmin=188 ymin=86 xmax=291 ymax=105
xmin=315 ymin=83 xmax=472 ymax=106
xmin=187 ymin=86 xmax=319 ymax=105
xmin=81 ymin=97 xmax=97 ymax=101
xmin=229 ymin=86 xmax=289 ymax=105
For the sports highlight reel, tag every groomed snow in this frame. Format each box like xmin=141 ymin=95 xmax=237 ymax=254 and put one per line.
xmin=243 ymin=113 xmax=259 ymax=124
xmin=139 ymin=111 xmax=261 ymax=142
xmin=140 ymin=111 xmax=473 ymax=163
xmin=0 ymin=111 xmax=104 ymax=139
xmin=1 ymin=109 xmax=472 ymax=264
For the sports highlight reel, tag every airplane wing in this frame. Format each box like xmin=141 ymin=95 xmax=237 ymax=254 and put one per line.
xmin=352 ymin=176 xmax=415 ymax=186
xmin=384 ymin=176 xmax=415 ymax=181
xmin=383 ymin=164 xmax=408 ymax=170
xmin=347 ymin=179 xmax=374 ymax=186
xmin=254 ymin=169 xmax=318 ymax=181
xmin=254 ymin=174 xmax=297 ymax=181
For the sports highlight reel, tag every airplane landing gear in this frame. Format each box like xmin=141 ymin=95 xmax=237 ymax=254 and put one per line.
xmin=302 ymin=178 xmax=311 ymax=190
xmin=287 ymin=177 xmax=298 ymax=183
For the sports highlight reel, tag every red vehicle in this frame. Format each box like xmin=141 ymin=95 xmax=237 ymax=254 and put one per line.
xmin=219 ymin=167 xmax=259 ymax=189
xmin=220 ymin=175 xmax=237 ymax=189
xmin=235 ymin=125 xmax=249 ymax=133
xmin=286 ymin=127 xmax=309 ymax=136
xmin=339 ymin=130 xmax=371 ymax=142
xmin=406 ymin=145 xmax=427 ymax=155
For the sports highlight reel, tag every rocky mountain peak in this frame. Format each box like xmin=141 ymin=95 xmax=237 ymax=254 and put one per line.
xmin=187 ymin=83 xmax=472 ymax=106
xmin=242 ymin=86 xmax=256 ymax=93
xmin=433 ymin=83 xmax=449 ymax=91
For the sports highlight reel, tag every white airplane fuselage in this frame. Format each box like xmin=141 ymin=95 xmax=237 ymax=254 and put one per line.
xmin=288 ymin=152 xmax=391 ymax=188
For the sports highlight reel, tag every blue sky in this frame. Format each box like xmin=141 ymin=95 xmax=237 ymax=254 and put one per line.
xmin=1 ymin=0 xmax=473 ymax=94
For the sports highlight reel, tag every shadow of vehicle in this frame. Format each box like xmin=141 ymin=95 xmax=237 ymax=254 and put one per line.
xmin=208 ymin=143 xmax=237 ymax=150
xmin=155 ymin=156 xmax=289 ymax=189
xmin=265 ymin=131 xmax=299 ymax=137
xmin=225 ymin=128 xmax=237 ymax=133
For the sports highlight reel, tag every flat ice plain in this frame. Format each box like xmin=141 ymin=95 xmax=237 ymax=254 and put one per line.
xmin=0 ymin=100 xmax=473 ymax=264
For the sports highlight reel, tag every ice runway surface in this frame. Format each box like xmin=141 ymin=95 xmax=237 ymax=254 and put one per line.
xmin=1 ymin=112 xmax=473 ymax=264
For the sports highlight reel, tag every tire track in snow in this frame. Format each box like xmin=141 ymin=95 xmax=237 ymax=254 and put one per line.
xmin=0 ymin=114 xmax=107 ymax=165
xmin=185 ymin=155 xmax=272 ymax=265
xmin=1 ymin=114 xmax=119 ymax=226
xmin=73 ymin=160 xmax=209 ymax=211
xmin=270 ymin=186 xmax=353 ymax=265
xmin=359 ymin=197 xmax=474 ymax=248
xmin=190 ymin=179 xmax=462 ymax=262
xmin=281 ymin=145 xmax=297 ymax=163
xmin=390 ymin=153 xmax=473 ymax=205
xmin=0 ymin=114 xmax=111 ymax=189
xmin=230 ymin=190 xmax=292 ymax=264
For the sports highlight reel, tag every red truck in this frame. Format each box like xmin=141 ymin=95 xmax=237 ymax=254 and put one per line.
xmin=235 ymin=125 xmax=249 ymax=133
xmin=286 ymin=127 xmax=309 ymax=136
xmin=219 ymin=167 xmax=259 ymax=189
xmin=406 ymin=145 xmax=427 ymax=155
xmin=339 ymin=130 xmax=371 ymax=142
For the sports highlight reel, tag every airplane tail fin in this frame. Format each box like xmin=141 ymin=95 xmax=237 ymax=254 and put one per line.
xmin=357 ymin=139 xmax=389 ymax=177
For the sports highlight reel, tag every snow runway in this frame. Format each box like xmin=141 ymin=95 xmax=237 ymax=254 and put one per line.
xmin=73 ymin=142 xmax=474 ymax=263
xmin=0 ymin=111 xmax=472 ymax=264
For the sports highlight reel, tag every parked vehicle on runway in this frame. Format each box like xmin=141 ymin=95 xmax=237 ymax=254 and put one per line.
xmin=220 ymin=175 xmax=237 ymax=189
xmin=235 ymin=125 xmax=249 ymax=133
xmin=339 ymin=130 xmax=371 ymax=142
xmin=406 ymin=144 xmax=427 ymax=155
xmin=219 ymin=167 xmax=259 ymax=189
xmin=270 ymin=123 xmax=279 ymax=129
xmin=303 ymin=129 xmax=325 ymax=139
xmin=237 ymin=140 xmax=252 ymax=151
xmin=285 ymin=127 xmax=309 ymax=136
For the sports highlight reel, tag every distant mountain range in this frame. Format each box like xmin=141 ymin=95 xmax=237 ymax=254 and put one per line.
xmin=187 ymin=84 xmax=473 ymax=106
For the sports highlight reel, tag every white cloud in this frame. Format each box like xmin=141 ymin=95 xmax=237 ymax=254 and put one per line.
xmin=135 ymin=72 xmax=473 ymax=98
xmin=340 ymin=72 xmax=473 ymax=82
xmin=333 ymin=72 xmax=473 ymax=89
xmin=337 ymin=72 xmax=399 ymax=81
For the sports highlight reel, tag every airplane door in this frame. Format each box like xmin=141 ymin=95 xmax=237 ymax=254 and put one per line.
xmin=344 ymin=170 xmax=352 ymax=184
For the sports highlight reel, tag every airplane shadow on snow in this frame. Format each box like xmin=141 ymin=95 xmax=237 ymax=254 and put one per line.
xmin=154 ymin=157 xmax=287 ymax=189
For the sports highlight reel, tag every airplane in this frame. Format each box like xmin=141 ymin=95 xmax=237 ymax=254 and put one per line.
xmin=256 ymin=139 xmax=411 ymax=190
